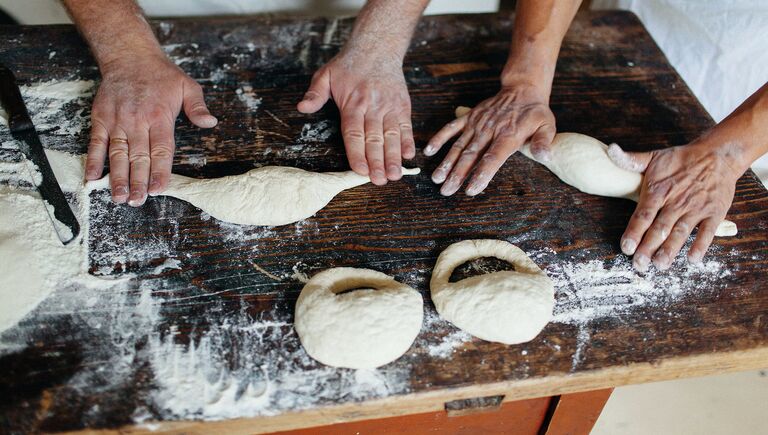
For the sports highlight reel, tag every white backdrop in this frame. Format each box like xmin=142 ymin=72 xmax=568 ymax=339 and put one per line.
xmin=593 ymin=0 xmax=768 ymax=184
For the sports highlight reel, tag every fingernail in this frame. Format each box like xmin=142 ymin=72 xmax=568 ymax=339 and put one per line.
xmin=466 ymin=179 xmax=488 ymax=197
xmin=688 ymin=251 xmax=703 ymax=264
xmin=148 ymin=177 xmax=161 ymax=196
xmin=440 ymin=176 xmax=460 ymax=196
xmin=86 ymin=168 xmax=99 ymax=179
xmin=115 ymin=185 xmax=128 ymax=196
xmin=633 ymin=254 xmax=650 ymax=272
xmin=424 ymin=144 xmax=435 ymax=156
xmin=621 ymin=238 xmax=637 ymax=255
xmin=653 ymin=251 xmax=671 ymax=270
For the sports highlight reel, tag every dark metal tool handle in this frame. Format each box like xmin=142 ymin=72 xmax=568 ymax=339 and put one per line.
xmin=0 ymin=65 xmax=34 ymax=131
xmin=0 ymin=64 xmax=81 ymax=244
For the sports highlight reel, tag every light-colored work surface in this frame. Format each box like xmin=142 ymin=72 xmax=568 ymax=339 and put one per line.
xmin=593 ymin=369 xmax=768 ymax=435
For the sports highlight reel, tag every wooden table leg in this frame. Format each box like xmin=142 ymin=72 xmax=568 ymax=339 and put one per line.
xmin=541 ymin=388 xmax=614 ymax=435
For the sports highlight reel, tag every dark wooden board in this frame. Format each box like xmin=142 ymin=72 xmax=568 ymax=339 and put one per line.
xmin=0 ymin=11 xmax=767 ymax=433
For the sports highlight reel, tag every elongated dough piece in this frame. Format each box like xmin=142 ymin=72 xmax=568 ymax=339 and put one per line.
xmin=454 ymin=106 xmax=737 ymax=236
xmin=87 ymin=165 xmax=420 ymax=226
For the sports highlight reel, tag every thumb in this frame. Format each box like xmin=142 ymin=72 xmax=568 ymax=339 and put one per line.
xmin=183 ymin=81 xmax=217 ymax=128
xmin=297 ymin=68 xmax=331 ymax=114
xmin=607 ymin=143 xmax=652 ymax=173
xmin=529 ymin=123 xmax=556 ymax=163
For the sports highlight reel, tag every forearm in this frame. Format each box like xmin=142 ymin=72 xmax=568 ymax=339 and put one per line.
xmin=341 ymin=0 xmax=431 ymax=63
xmin=502 ymin=0 xmax=582 ymax=97
xmin=61 ymin=0 xmax=164 ymax=72
xmin=699 ymin=82 xmax=768 ymax=175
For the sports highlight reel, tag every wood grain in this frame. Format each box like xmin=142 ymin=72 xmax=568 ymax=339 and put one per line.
xmin=0 ymin=11 xmax=766 ymax=433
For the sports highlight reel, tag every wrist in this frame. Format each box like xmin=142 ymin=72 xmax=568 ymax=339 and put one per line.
xmin=499 ymin=72 xmax=552 ymax=102
xmin=691 ymin=132 xmax=752 ymax=180
xmin=100 ymin=48 xmax=171 ymax=78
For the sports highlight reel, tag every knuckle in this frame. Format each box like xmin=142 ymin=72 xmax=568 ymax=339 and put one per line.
xmin=635 ymin=208 xmax=656 ymax=222
xmin=150 ymin=147 xmax=174 ymax=160
xmin=129 ymin=151 xmax=151 ymax=165
xmin=108 ymin=147 xmax=129 ymax=160
xmin=343 ymin=129 xmax=365 ymax=141
xmin=365 ymin=134 xmax=384 ymax=146
xmin=384 ymin=128 xmax=400 ymax=138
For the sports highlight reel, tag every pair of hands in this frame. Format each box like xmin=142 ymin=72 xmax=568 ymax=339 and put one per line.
xmin=87 ymin=51 xmax=738 ymax=270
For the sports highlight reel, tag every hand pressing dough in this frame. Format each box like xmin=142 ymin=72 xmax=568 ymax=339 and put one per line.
xmin=91 ymin=166 xmax=420 ymax=226
xmin=295 ymin=267 xmax=423 ymax=369
xmin=430 ymin=240 xmax=554 ymax=345
xmin=454 ymin=106 xmax=737 ymax=237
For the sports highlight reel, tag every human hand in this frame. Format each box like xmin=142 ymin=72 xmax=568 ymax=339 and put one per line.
xmin=609 ymin=141 xmax=742 ymax=271
xmin=424 ymin=84 xmax=555 ymax=196
xmin=86 ymin=54 xmax=217 ymax=206
xmin=297 ymin=52 xmax=415 ymax=185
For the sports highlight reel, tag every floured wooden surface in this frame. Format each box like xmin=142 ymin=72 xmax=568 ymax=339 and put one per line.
xmin=1 ymin=12 xmax=767 ymax=433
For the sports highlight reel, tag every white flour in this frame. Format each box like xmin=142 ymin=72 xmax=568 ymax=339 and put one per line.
xmin=236 ymin=85 xmax=262 ymax=111
xmin=549 ymin=254 xmax=731 ymax=325
xmin=0 ymin=80 xmax=95 ymax=136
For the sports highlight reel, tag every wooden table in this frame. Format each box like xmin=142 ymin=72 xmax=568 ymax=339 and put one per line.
xmin=1 ymin=11 xmax=767 ymax=434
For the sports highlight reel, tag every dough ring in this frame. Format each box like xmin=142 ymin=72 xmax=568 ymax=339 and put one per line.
xmin=295 ymin=267 xmax=423 ymax=369
xmin=430 ymin=240 xmax=554 ymax=344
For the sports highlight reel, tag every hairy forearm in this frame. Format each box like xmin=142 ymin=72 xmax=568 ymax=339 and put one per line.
xmin=61 ymin=0 xmax=163 ymax=71
xmin=341 ymin=0 xmax=430 ymax=63
xmin=502 ymin=0 xmax=582 ymax=96
xmin=700 ymin=82 xmax=768 ymax=174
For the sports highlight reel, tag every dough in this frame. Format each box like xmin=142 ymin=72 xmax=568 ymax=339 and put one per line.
xmin=454 ymin=106 xmax=737 ymax=237
xmin=430 ymin=240 xmax=554 ymax=344
xmin=294 ymin=267 xmax=423 ymax=369
xmin=0 ymin=191 xmax=83 ymax=334
xmin=90 ymin=166 xmax=420 ymax=227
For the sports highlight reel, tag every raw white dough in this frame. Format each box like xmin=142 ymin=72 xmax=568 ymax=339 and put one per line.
xmin=91 ymin=166 xmax=420 ymax=227
xmin=294 ymin=267 xmax=423 ymax=369
xmin=430 ymin=240 xmax=554 ymax=345
xmin=454 ymin=106 xmax=737 ymax=237
xmin=0 ymin=187 xmax=84 ymax=333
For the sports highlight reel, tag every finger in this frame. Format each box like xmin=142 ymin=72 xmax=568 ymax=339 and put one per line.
xmin=340 ymin=108 xmax=368 ymax=175
xmin=632 ymin=203 xmax=681 ymax=272
xmin=607 ymin=144 xmax=652 ymax=173
xmin=86 ymin=119 xmax=110 ymax=180
xmin=297 ymin=68 xmax=331 ymax=114
xmin=620 ymin=180 xmax=670 ymax=257
xmin=127 ymin=126 xmax=151 ymax=207
xmin=652 ymin=214 xmax=697 ymax=270
xmin=424 ymin=116 xmax=468 ymax=156
xmin=364 ymin=113 xmax=387 ymax=185
xmin=688 ymin=218 xmax=720 ymax=264
xmin=148 ymin=122 xmax=176 ymax=195
xmin=431 ymin=128 xmax=474 ymax=184
xmin=383 ymin=113 xmax=402 ymax=181
xmin=440 ymin=132 xmax=492 ymax=196
xmin=108 ymin=128 xmax=130 ymax=204
xmin=399 ymin=111 xmax=416 ymax=159
xmin=465 ymin=133 xmax=523 ymax=196
xmin=182 ymin=80 xmax=217 ymax=128
xmin=529 ymin=123 xmax=556 ymax=162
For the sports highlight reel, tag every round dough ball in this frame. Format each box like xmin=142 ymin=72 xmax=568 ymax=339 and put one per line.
xmin=295 ymin=267 xmax=423 ymax=369
xmin=430 ymin=240 xmax=554 ymax=345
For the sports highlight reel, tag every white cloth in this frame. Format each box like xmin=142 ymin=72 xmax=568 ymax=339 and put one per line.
xmin=593 ymin=0 xmax=768 ymax=185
